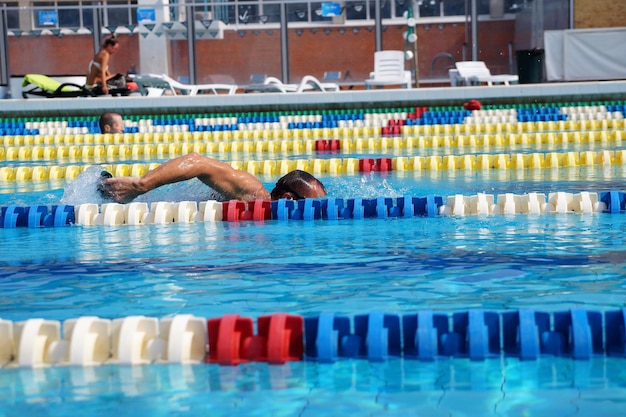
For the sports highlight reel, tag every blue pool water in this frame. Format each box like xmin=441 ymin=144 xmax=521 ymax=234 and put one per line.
xmin=1 ymin=358 xmax=626 ymax=417
xmin=2 ymin=95 xmax=626 ymax=415
xmin=2 ymin=165 xmax=626 ymax=415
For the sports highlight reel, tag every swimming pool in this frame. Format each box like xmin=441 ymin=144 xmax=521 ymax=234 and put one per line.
xmin=2 ymin=99 xmax=626 ymax=416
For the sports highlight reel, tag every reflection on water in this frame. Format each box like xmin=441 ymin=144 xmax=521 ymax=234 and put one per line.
xmin=0 ymin=358 xmax=624 ymax=417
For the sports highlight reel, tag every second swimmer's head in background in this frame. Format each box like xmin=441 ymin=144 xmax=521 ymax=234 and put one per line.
xmin=99 ymin=111 xmax=125 ymax=134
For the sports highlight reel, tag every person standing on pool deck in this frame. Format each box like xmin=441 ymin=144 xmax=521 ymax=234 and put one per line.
xmin=98 ymin=152 xmax=327 ymax=203
xmin=86 ymin=35 xmax=123 ymax=95
xmin=99 ymin=111 xmax=125 ymax=134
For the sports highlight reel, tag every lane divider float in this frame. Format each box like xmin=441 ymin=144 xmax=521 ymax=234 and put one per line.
xmin=3 ymin=147 xmax=626 ymax=183
xmin=1 ymin=128 xmax=625 ymax=161
xmin=1 ymin=309 xmax=625 ymax=368
xmin=2 ymin=190 xmax=626 ymax=228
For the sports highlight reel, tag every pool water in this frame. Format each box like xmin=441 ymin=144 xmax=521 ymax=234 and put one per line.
xmin=2 ymin=201 xmax=626 ymax=319
xmin=1 ymin=358 xmax=625 ymax=417
xmin=2 ymin=98 xmax=626 ymax=416
xmin=2 ymin=165 xmax=626 ymax=415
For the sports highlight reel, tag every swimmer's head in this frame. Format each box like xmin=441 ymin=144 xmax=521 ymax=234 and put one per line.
xmin=270 ymin=170 xmax=326 ymax=200
xmin=99 ymin=111 xmax=125 ymax=134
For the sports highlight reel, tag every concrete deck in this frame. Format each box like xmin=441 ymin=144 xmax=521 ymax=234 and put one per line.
xmin=2 ymin=80 xmax=626 ymax=117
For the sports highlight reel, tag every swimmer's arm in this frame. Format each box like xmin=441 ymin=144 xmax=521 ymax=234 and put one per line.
xmin=100 ymin=153 xmax=269 ymax=203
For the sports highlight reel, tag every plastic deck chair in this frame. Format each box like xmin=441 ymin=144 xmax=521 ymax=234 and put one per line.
xmin=365 ymin=51 xmax=412 ymax=89
xmin=298 ymin=75 xmax=340 ymax=92
xmin=21 ymin=74 xmax=95 ymax=98
xmin=131 ymin=73 xmax=237 ymax=95
xmin=455 ymin=61 xmax=519 ymax=86
xmin=261 ymin=76 xmax=339 ymax=93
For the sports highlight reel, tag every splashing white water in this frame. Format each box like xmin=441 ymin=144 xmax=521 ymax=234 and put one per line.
xmin=60 ymin=165 xmax=110 ymax=205
xmin=323 ymin=173 xmax=410 ymax=199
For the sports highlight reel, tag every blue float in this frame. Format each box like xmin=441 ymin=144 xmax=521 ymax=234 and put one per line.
xmin=353 ymin=312 xmax=401 ymax=361
xmin=304 ymin=312 xmax=351 ymax=362
xmin=605 ymin=308 xmax=626 ymax=357
xmin=402 ymin=310 xmax=448 ymax=360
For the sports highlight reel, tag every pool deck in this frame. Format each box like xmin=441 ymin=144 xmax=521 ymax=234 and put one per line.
xmin=3 ymin=79 xmax=626 ymax=117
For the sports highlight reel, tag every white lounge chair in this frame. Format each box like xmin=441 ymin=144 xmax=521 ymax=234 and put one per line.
xmin=365 ymin=50 xmax=412 ymax=89
xmin=260 ymin=75 xmax=339 ymax=93
xmin=454 ymin=61 xmax=519 ymax=86
xmin=132 ymin=73 xmax=237 ymax=96
xmin=297 ymin=75 xmax=340 ymax=92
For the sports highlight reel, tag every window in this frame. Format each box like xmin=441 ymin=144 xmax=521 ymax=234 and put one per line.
xmin=58 ymin=1 xmax=80 ymax=27
xmin=505 ymin=0 xmax=533 ymax=13
xmin=394 ymin=0 xmax=409 ymax=18
xmin=106 ymin=0 xmax=137 ymax=27
xmin=346 ymin=1 xmax=367 ymax=20
xmin=443 ymin=0 xmax=465 ymax=16
xmin=5 ymin=3 xmax=20 ymax=30
xmin=32 ymin=0 xmax=137 ymax=29
xmin=287 ymin=2 xmax=309 ymax=22
xmin=418 ymin=0 xmax=440 ymax=17
xmin=234 ymin=4 xmax=257 ymax=24
xmin=368 ymin=0 xmax=391 ymax=19
xmin=212 ymin=0 xmax=229 ymax=23
xmin=261 ymin=2 xmax=281 ymax=23
xmin=82 ymin=2 xmax=94 ymax=28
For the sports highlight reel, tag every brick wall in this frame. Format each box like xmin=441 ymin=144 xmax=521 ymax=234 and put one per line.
xmin=9 ymin=21 xmax=516 ymax=82
xmin=10 ymin=34 xmax=139 ymax=77
xmin=168 ymin=20 xmax=517 ymax=84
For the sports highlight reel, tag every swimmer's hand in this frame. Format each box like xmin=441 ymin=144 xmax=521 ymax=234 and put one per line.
xmin=97 ymin=177 xmax=145 ymax=203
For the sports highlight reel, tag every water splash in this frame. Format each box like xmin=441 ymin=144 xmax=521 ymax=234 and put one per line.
xmin=60 ymin=165 xmax=110 ymax=205
xmin=322 ymin=173 xmax=410 ymax=199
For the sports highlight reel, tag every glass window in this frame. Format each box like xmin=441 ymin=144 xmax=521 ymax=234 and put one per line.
xmin=82 ymin=1 xmax=95 ymax=28
xmin=478 ymin=0 xmax=490 ymax=14
xmin=369 ymin=0 xmax=391 ymax=19
xmin=59 ymin=1 xmax=81 ymax=27
xmin=419 ymin=0 xmax=440 ymax=17
xmin=259 ymin=1 xmax=280 ymax=23
xmin=6 ymin=3 xmax=20 ymax=30
xmin=505 ymin=0 xmax=533 ymax=13
xmin=232 ymin=4 xmax=258 ymax=24
xmin=287 ymin=2 xmax=309 ymax=22
xmin=106 ymin=0 xmax=131 ymax=26
xmin=443 ymin=0 xmax=465 ymax=16
xmin=194 ymin=3 xmax=212 ymax=20
xmin=212 ymin=0 xmax=229 ymax=23
xmin=394 ymin=0 xmax=409 ymax=18
xmin=168 ymin=0 xmax=179 ymax=21
xmin=345 ymin=1 xmax=367 ymax=20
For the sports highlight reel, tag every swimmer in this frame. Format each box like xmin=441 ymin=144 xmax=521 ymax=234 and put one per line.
xmin=98 ymin=152 xmax=327 ymax=203
xmin=99 ymin=111 xmax=125 ymax=134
